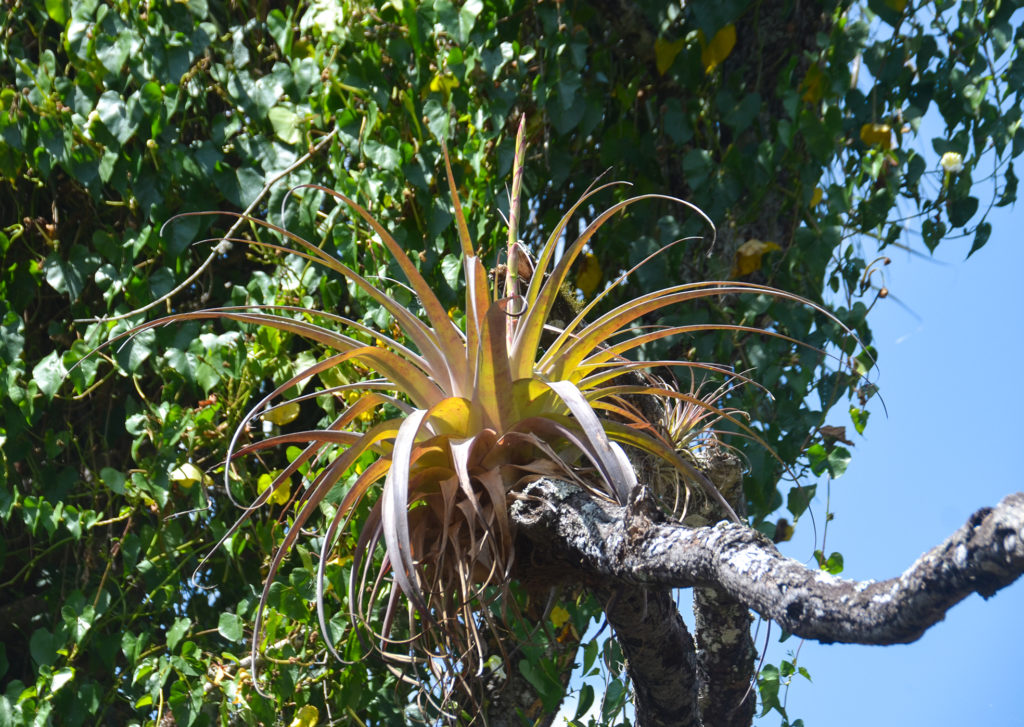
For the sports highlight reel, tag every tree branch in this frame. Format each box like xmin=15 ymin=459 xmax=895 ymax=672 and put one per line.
xmin=510 ymin=480 xmax=1024 ymax=646
xmin=593 ymin=583 xmax=700 ymax=727
xmin=692 ymin=585 xmax=755 ymax=727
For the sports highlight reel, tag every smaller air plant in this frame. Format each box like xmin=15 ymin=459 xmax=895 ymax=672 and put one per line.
xmin=102 ymin=118 xmax=850 ymax=708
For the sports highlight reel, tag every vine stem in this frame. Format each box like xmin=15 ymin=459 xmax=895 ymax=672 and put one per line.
xmin=76 ymin=127 xmax=340 ymax=325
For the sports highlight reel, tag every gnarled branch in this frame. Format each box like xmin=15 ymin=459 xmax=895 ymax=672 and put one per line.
xmin=510 ymin=480 xmax=1024 ymax=645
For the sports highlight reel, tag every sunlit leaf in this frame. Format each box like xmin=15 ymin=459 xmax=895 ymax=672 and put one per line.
xmin=549 ymin=604 xmax=570 ymax=629
xmin=731 ymin=239 xmax=781 ymax=278
xmin=700 ymin=24 xmax=736 ymax=74
xmin=263 ymin=401 xmax=300 ymax=425
xmin=258 ymin=472 xmax=291 ymax=505
xmin=575 ymin=251 xmax=602 ymax=296
xmin=289 ymin=705 xmax=319 ymax=727
xmin=860 ymin=123 xmax=893 ymax=149
xmin=170 ymin=463 xmax=206 ymax=489
xmin=218 ymin=612 xmax=244 ymax=642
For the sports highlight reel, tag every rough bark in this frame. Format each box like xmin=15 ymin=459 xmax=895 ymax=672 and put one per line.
xmin=510 ymin=479 xmax=1024 ymax=724
xmin=594 ymin=583 xmax=699 ymax=727
xmin=692 ymin=586 xmax=755 ymax=727
xmin=512 ymin=479 xmax=1024 ymax=642
xmin=690 ymin=455 xmax=757 ymax=727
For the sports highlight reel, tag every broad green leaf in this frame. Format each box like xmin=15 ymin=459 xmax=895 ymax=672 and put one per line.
xmin=95 ymin=90 xmax=138 ymax=145
xmin=43 ymin=253 xmax=85 ymax=299
xmin=61 ymin=598 xmax=95 ymax=644
xmin=440 ymin=253 xmax=462 ymax=288
xmin=849 ymin=406 xmax=870 ymax=435
xmin=581 ymin=638 xmax=598 ymax=674
xmin=267 ymin=9 xmax=293 ymax=55
xmin=807 ymin=443 xmax=827 ymax=475
xmin=364 ymin=140 xmax=401 ymax=171
xmin=29 ymin=628 xmax=59 ymax=668
xmin=602 ymin=679 xmax=627 ymax=720
xmin=574 ymin=683 xmax=595 ymax=720
xmin=517 ymin=658 xmax=563 ymax=713
xmin=114 ymin=328 xmax=155 ymax=372
xmin=827 ymin=446 xmax=851 ymax=478
xmin=50 ymin=667 xmax=74 ymax=694
xmin=269 ymin=105 xmax=302 ymax=144
xmin=185 ymin=0 xmax=208 ymax=18
xmin=100 ymin=467 xmax=126 ymax=495
xmin=423 ymin=98 xmax=449 ymax=139
xmin=948 ymin=195 xmax=979 ymax=227
xmin=236 ymin=166 xmax=265 ymax=207
xmin=32 ymin=350 xmax=66 ymax=399
xmin=813 ymin=549 xmax=845 ymax=574
xmin=167 ymin=617 xmax=191 ymax=653
xmin=996 ymin=163 xmax=1017 ymax=207
xmin=758 ymin=664 xmax=783 ymax=717
xmin=457 ymin=0 xmax=482 ymax=43
xmin=218 ymin=612 xmax=244 ymax=642
xmin=786 ymin=483 xmax=816 ymax=519
xmin=967 ymin=221 xmax=991 ymax=258
xmin=44 ymin=0 xmax=68 ymax=24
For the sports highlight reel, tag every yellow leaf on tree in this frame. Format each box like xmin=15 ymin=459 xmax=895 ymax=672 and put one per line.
xmin=258 ymin=472 xmax=291 ymax=506
xmin=170 ymin=462 xmax=206 ymax=489
xmin=700 ymin=24 xmax=736 ymax=74
xmin=429 ymin=73 xmax=459 ymax=96
xmin=731 ymin=239 xmax=781 ymax=278
xmin=289 ymin=705 xmax=319 ymax=727
xmin=654 ymin=37 xmax=686 ymax=76
xmin=801 ymin=64 xmax=825 ymax=104
xmin=859 ymin=123 xmax=892 ymax=149
xmin=575 ymin=252 xmax=603 ymax=297
xmin=263 ymin=401 xmax=300 ymax=426
xmin=549 ymin=604 xmax=570 ymax=629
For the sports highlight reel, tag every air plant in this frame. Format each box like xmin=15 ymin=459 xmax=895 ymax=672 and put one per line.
xmin=100 ymin=117 xmax=854 ymax=710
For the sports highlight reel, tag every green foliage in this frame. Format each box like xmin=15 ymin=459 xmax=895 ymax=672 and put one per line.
xmin=1 ymin=0 xmax=1021 ymax=724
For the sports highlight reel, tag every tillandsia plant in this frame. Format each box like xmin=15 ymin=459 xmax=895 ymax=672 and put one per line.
xmin=92 ymin=117 xmax=854 ymax=711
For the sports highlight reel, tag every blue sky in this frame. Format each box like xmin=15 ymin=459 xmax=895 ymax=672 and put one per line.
xmin=766 ymin=194 xmax=1024 ymax=725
